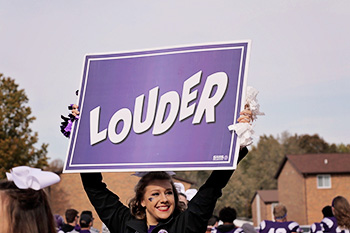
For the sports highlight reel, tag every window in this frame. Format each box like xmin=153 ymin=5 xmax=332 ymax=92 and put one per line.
xmin=317 ymin=174 xmax=331 ymax=189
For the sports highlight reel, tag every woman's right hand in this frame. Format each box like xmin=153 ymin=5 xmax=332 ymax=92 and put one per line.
xmin=237 ymin=109 xmax=252 ymax=123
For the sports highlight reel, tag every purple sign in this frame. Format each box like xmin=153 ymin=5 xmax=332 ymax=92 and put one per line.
xmin=63 ymin=41 xmax=250 ymax=173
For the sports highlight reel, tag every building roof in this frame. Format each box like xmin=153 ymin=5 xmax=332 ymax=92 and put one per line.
xmin=258 ymin=190 xmax=279 ymax=203
xmin=275 ymin=153 xmax=350 ymax=178
xmin=251 ymin=189 xmax=278 ymax=204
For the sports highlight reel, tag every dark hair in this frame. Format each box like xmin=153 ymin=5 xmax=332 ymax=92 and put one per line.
xmin=219 ymin=206 xmax=237 ymax=223
xmin=81 ymin=210 xmax=93 ymax=217
xmin=0 ymin=180 xmax=57 ymax=233
xmin=128 ymin=171 xmax=181 ymax=219
xmin=179 ymin=192 xmax=187 ymax=199
xmin=322 ymin=205 xmax=333 ymax=218
xmin=65 ymin=208 xmax=79 ymax=223
xmin=332 ymin=196 xmax=350 ymax=229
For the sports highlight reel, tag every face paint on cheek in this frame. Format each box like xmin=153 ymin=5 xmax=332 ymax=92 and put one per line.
xmin=148 ymin=197 xmax=153 ymax=202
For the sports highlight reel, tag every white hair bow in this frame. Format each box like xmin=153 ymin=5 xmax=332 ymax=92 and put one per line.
xmin=174 ymin=182 xmax=186 ymax=195
xmin=185 ymin=189 xmax=198 ymax=201
xmin=6 ymin=166 xmax=61 ymax=190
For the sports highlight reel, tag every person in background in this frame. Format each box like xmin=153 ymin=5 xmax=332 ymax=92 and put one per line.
xmin=81 ymin=210 xmax=100 ymax=233
xmin=332 ymin=196 xmax=350 ymax=232
xmin=0 ymin=166 xmax=60 ymax=233
xmin=310 ymin=205 xmax=335 ymax=233
xmin=259 ymin=204 xmax=300 ymax=233
xmin=60 ymin=208 xmax=80 ymax=233
xmin=174 ymin=182 xmax=188 ymax=210
xmin=241 ymin=223 xmax=257 ymax=233
xmin=55 ymin=214 xmax=65 ymax=231
xmin=79 ymin=214 xmax=94 ymax=233
xmin=214 ymin=206 xmax=239 ymax=233
xmin=178 ymin=192 xmax=188 ymax=210
xmin=206 ymin=215 xmax=219 ymax=233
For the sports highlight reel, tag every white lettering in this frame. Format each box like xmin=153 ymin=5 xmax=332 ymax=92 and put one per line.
xmin=89 ymin=71 xmax=229 ymax=145
xmin=90 ymin=106 xmax=107 ymax=145
xmin=179 ymin=71 xmax=202 ymax=121
xmin=153 ymin=91 xmax=180 ymax=135
xmin=193 ymin=72 xmax=228 ymax=124
xmin=133 ymin=86 xmax=159 ymax=134
xmin=108 ymin=108 xmax=132 ymax=144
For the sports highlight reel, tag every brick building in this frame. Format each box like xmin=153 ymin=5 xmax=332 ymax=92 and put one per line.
xmin=49 ymin=172 xmax=193 ymax=231
xmin=251 ymin=153 xmax=350 ymax=227
xmin=251 ymin=190 xmax=278 ymax=227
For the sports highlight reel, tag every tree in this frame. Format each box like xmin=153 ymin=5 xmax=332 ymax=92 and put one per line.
xmin=296 ymin=134 xmax=330 ymax=153
xmin=47 ymin=159 xmax=64 ymax=174
xmin=281 ymin=133 xmax=347 ymax=154
xmin=335 ymin=143 xmax=350 ymax=153
xmin=0 ymin=74 xmax=49 ymax=178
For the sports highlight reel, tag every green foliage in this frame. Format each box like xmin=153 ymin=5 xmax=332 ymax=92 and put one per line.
xmin=285 ymin=133 xmax=331 ymax=153
xmin=0 ymin=74 xmax=49 ymax=178
xmin=178 ymin=131 xmax=350 ymax=218
xmin=335 ymin=143 xmax=350 ymax=153
xmin=215 ymin=135 xmax=285 ymax=217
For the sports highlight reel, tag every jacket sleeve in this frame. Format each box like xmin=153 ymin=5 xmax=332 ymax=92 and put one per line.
xmin=181 ymin=147 xmax=249 ymax=233
xmin=80 ymin=173 xmax=132 ymax=233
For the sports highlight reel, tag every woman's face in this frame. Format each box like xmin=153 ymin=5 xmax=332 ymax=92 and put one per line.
xmin=141 ymin=179 xmax=175 ymax=225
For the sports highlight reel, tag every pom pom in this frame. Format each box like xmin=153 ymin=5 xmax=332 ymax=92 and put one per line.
xmin=228 ymin=86 xmax=264 ymax=147
xmin=60 ymin=109 xmax=79 ymax=138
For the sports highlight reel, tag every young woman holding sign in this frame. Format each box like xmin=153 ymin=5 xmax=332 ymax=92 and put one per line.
xmin=81 ymin=148 xmax=248 ymax=233
xmin=81 ymin=146 xmax=247 ymax=233
xmin=63 ymin=87 xmax=262 ymax=233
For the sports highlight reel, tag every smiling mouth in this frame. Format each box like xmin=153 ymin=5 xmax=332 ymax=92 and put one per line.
xmin=157 ymin=206 xmax=170 ymax=212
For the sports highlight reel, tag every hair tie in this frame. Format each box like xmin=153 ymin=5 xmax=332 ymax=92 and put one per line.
xmin=331 ymin=198 xmax=336 ymax=207
xmin=6 ymin=166 xmax=60 ymax=190
xmin=275 ymin=213 xmax=287 ymax=220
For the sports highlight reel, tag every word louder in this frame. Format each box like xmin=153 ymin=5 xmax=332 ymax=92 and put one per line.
xmin=90 ymin=70 xmax=228 ymax=145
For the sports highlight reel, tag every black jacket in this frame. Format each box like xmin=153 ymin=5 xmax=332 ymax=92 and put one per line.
xmin=216 ymin=224 xmax=237 ymax=233
xmin=81 ymin=147 xmax=248 ymax=233
xmin=59 ymin=224 xmax=76 ymax=233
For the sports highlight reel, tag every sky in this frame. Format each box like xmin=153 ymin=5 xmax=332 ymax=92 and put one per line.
xmin=1 ymin=1 xmax=349 ymax=162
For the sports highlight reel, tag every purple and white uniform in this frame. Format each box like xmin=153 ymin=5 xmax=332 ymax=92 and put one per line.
xmin=321 ymin=217 xmax=349 ymax=233
xmin=259 ymin=220 xmax=300 ymax=233
xmin=321 ymin=217 xmax=337 ymax=233
xmin=311 ymin=222 xmax=323 ymax=233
